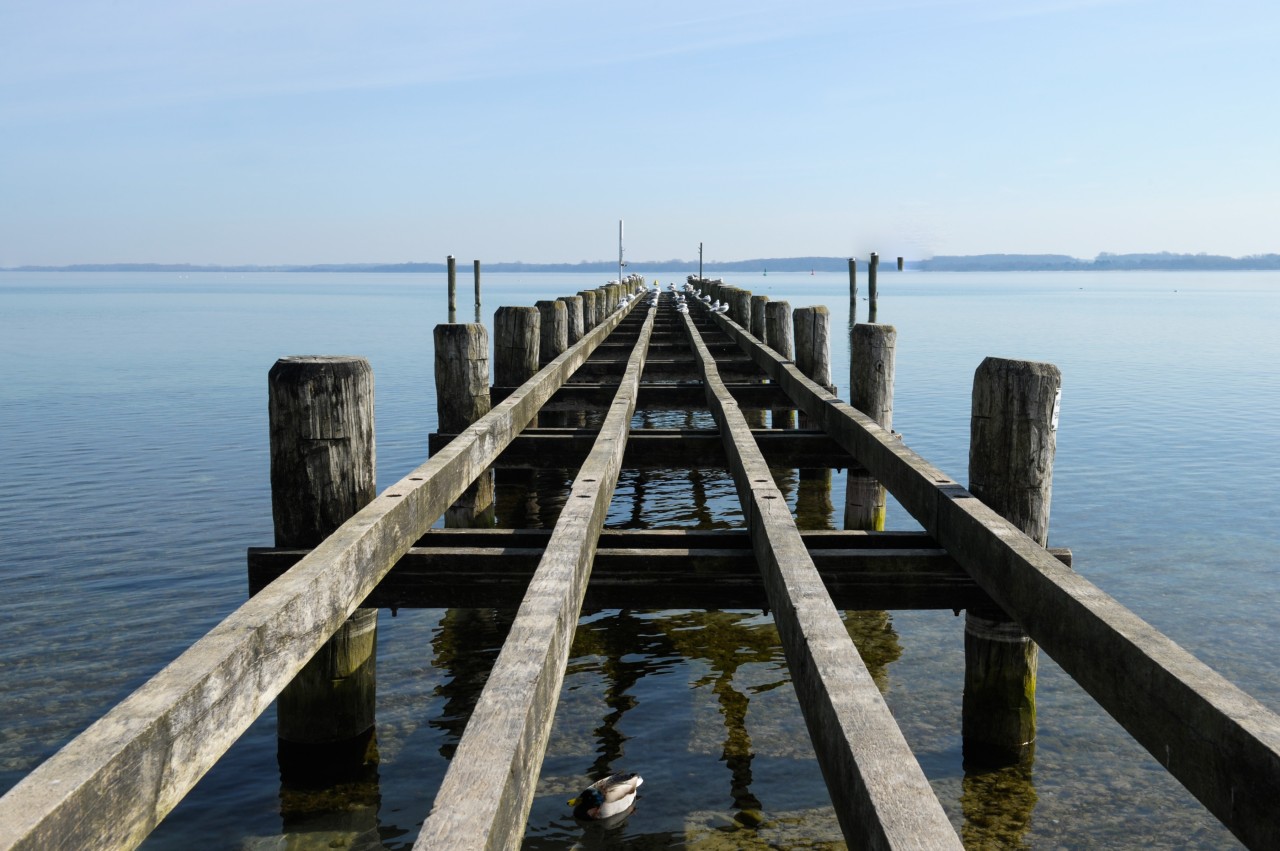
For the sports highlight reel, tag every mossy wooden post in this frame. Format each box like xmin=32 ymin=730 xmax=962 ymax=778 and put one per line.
xmin=435 ymin=323 xmax=494 ymax=527
xmin=868 ymin=252 xmax=879 ymax=323
xmin=844 ymin=324 xmax=896 ymax=530
xmin=447 ymin=255 xmax=457 ymax=323
xmin=794 ymin=306 xmax=833 ymax=504
xmin=963 ymin=357 xmax=1062 ymax=766
xmin=578 ymin=290 xmax=598 ymax=331
xmin=268 ymin=356 xmax=378 ymax=782
xmin=765 ymin=301 xmax=795 ymax=429
xmin=473 ymin=260 xmax=482 ymax=323
xmin=564 ymin=295 xmax=585 ymax=346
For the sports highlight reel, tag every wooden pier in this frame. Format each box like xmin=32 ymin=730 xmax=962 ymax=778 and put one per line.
xmin=1 ymin=273 xmax=1279 ymax=850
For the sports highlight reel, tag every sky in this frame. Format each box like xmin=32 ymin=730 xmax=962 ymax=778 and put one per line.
xmin=2 ymin=0 xmax=1278 ymax=266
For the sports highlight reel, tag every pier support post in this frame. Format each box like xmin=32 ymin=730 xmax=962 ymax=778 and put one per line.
xmin=563 ymin=295 xmax=585 ymax=346
xmin=447 ymin=255 xmax=457 ymax=323
xmin=535 ymin=299 xmax=569 ymax=367
xmin=730 ymin=288 xmax=752 ymax=329
xmin=473 ymin=260 xmax=482 ymax=323
xmin=844 ymin=324 xmax=896 ymax=530
xmin=765 ymin=301 xmax=795 ymax=430
xmin=493 ymin=306 xmax=541 ymax=522
xmin=793 ymin=306 xmax=833 ymax=518
xmin=848 ymin=258 xmax=858 ymax=324
xmin=578 ymin=290 xmax=598 ymax=331
xmin=963 ymin=357 xmax=1061 ymax=766
xmin=745 ymin=294 xmax=770 ymax=429
xmin=268 ymin=356 xmax=378 ymax=782
xmin=435 ymin=323 xmax=494 ymax=527
xmin=868 ymin=252 xmax=879 ymax=323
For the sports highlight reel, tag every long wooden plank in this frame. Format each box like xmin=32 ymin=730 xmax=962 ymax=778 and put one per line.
xmin=492 ymin=382 xmax=794 ymax=411
xmin=679 ymin=306 xmax=963 ymax=850
xmin=0 ymin=295 xmax=646 ymax=851
xmin=708 ymin=308 xmax=1280 ymax=850
xmin=415 ymin=303 xmax=659 ymax=849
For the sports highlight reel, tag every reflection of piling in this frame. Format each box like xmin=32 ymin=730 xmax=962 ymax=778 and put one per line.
xmin=844 ymin=324 xmax=896 ymax=530
xmin=765 ymin=301 xmax=795 ymax=430
xmin=868 ymin=252 xmax=879 ymax=323
xmin=435 ymin=323 xmax=495 ymax=527
xmin=963 ymin=357 xmax=1061 ymax=767
xmin=268 ymin=356 xmax=378 ymax=782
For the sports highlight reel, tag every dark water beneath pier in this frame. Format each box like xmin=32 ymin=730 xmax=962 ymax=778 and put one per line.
xmin=2 ymin=270 xmax=1278 ymax=849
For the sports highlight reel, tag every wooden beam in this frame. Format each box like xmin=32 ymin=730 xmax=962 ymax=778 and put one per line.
xmin=679 ymin=304 xmax=963 ymax=849
xmin=492 ymin=382 xmax=795 ymax=411
xmin=416 ymin=303 xmax=659 ymax=849
xmin=706 ymin=307 xmax=1280 ymax=850
xmin=428 ymin=428 xmax=859 ymax=469
xmin=251 ymin=532 xmax=1073 ymax=611
xmin=0 ymin=297 xmax=646 ymax=851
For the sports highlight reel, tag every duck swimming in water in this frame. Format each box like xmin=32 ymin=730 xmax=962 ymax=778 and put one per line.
xmin=568 ymin=772 xmax=644 ymax=820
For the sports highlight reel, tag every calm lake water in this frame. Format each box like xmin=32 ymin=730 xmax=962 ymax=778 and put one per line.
xmin=2 ymin=269 xmax=1278 ymax=849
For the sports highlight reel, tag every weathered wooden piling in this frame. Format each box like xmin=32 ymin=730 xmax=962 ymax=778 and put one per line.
xmin=730 ymin=288 xmax=752 ymax=329
xmin=844 ymin=324 xmax=896 ymax=530
xmin=793 ymin=306 xmax=832 ymax=492
xmin=869 ymin=252 xmax=879 ymax=323
xmin=849 ymin=257 xmax=857 ymax=299
xmin=447 ymin=255 xmax=457 ymax=323
xmin=962 ymin=357 xmax=1061 ymax=766
xmin=473 ymin=260 xmax=482 ymax=323
xmin=897 ymin=256 xmax=904 ymax=271
xmin=750 ymin=295 xmax=769 ymax=341
xmin=435 ymin=324 xmax=494 ymax=527
xmin=578 ymin=290 xmax=598 ymax=331
xmin=563 ymin=295 xmax=585 ymax=346
xmin=765 ymin=301 xmax=795 ymax=429
xmin=535 ymin=299 xmax=568 ymax=367
xmin=268 ymin=356 xmax=378 ymax=779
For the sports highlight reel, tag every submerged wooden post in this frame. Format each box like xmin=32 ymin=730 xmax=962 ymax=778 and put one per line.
xmin=564 ymin=295 xmax=585 ymax=345
xmin=435 ymin=324 xmax=494 ymax=527
xmin=868 ymin=252 xmax=879 ymax=323
xmin=844 ymin=324 xmax=896 ymax=530
xmin=268 ymin=356 xmax=378 ymax=781
xmin=473 ymin=260 xmax=482 ymax=323
xmin=447 ymin=255 xmax=457 ymax=323
xmin=765 ymin=301 xmax=795 ymax=429
xmin=963 ymin=357 xmax=1061 ymax=766
xmin=536 ymin=299 xmax=568 ymax=367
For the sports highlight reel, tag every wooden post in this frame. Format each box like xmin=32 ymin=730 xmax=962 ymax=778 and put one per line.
xmin=765 ymin=301 xmax=795 ymax=430
xmin=493 ymin=306 xmax=542 ymax=516
xmin=435 ymin=324 xmax=494 ymax=527
xmin=750 ymin=295 xmax=769 ymax=342
xmin=447 ymin=255 xmax=457 ymax=323
xmin=963 ymin=357 xmax=1061 ymax=766
xmin=897 ymin=256 xmax=904 ymax=271
xmin=473 ymin=260 xmax=482 ymax=323
xmin=268 ymin=356 xmax=378 ymax=781
xmin=794 ymin=306 xmax=832 ymax=498
xmin=563 ymin=295 xmax=585 ymax=345
xmin=730 ymin=288 xmax=752 ymax=328
xmin=578 ymin=290 xmax=598 ymax=331
xmin=844 ymin=324 xmax=896 ymax=530
xmin=868 ymin=252 xmax=879 ymax=323
xmin=535 ymin=299 xmax=568 ymax=367
xmin=848 ymin=257 xmax=857 ymax=298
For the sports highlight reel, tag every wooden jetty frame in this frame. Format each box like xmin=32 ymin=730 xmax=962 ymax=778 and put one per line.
xmin=2 ymin=276 xmax=1279 ymax=850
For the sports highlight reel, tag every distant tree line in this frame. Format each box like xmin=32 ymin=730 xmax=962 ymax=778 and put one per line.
xmin=8 ymin=252 xmax=1280 ymax=274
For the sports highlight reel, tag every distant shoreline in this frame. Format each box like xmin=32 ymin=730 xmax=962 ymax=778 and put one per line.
xmin=5 ymin=252 xmax=1280 ymax=274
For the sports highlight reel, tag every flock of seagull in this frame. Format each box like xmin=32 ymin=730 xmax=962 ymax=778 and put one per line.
xmin=611 ymin=278 xmax=731 ymax=316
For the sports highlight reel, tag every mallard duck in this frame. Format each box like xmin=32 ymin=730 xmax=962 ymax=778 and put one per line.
xmin=568 ymin=772 xmax=644 ymax=820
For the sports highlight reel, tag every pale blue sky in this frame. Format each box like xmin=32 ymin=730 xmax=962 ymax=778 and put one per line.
xmin=2 ymin=0 xmax=1277 ymax=265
